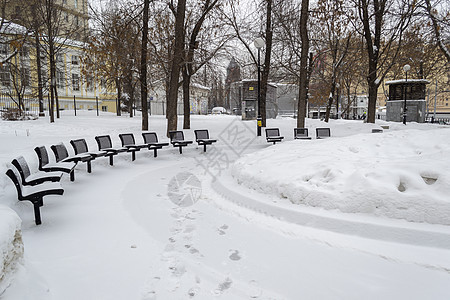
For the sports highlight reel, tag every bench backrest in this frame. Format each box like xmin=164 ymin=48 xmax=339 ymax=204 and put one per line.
xmin=265 ymin=128 xmax=280 ymax=138
xmin=294 ymin=128 xmax=309 ymax=138
xmin=34 ymin=146 xmax=50 ymax=169
xmin=142 ymin=132 xmax=158 ymax=144
xmin=5 ymin=168 xmax=24 ymax=200
xmin=316 ymin=127 xmax=331 ymax=138
xmin=70 ymin=139 xmax=89 ymax=154
xmin=11 ymin=156 xmax=31 ymax=185
xmin=194 ymin=130 xmax=209 ymax=141
xmin=119 ymin=133 xmax=136 ymax=147
xmin=169 ymin=131 xmax=184 ymax=142
xmin=95 ymin=135 xmax=113 ymax=150
xmin=51 ymin=143 xmax=70 ymax=162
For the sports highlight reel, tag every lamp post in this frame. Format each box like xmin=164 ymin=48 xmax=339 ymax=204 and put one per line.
xmin=254 ymin=37 xmax=264 ymax=136
xmin=403 ymin=64 xmax=410 ymax=125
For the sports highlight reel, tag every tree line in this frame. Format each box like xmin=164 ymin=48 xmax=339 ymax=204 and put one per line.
xmin=1 ymin=0 xmax=448 ymax=132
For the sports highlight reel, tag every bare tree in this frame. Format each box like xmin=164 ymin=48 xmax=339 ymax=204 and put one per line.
xmin=166 ymin=0 xmax=186 ymax=136
xmin=140 ymin=0 xmax=150 ymax=130
xmin=423 ymin=0 xmax=450 ymax=62
xmin=182 ymin=0 xmax=226 ymax=129
xmin=354 ymin=0 xmax=414 ymax=123
xmin=297 ymin=0 xmax=310 ymax=128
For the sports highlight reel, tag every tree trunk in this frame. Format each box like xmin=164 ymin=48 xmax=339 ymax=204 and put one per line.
xmin=260 ymin=0 xmax=273 ymax=127
xmin=140 ymin=0 xmax=150 ymax=130
xmin=182 ymin=67 xmax=191 ymax=129
xmin=116 ymin=78 xmax=121 ymax=116
xmin=54 ymin=82 xmax=59 ymax=118
xmin=166 ymin=0 xmax=186 ymax=137
xmin=49 ymin=44 xmax=55 ymax=123
xmin=296 ymin=0 xmax=310 ymax=128
xmin=35 ymin=32 xmax=45 ymax=116
xmin=324 ymin=81 xmax=336 ymax=122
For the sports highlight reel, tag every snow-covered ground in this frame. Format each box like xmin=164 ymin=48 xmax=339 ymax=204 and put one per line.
xmin=1 ymin=111 xmax=450 ymax=299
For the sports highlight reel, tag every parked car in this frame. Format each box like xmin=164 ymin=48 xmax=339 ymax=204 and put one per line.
xmin=211 ymin=107 xmax=228 ymax=115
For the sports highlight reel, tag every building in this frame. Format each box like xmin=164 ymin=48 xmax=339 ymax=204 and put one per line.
xmin=0 ymin=14 xmax=118 ymax=116
xmin=229 ymin=79 xmax=277 ymax=120
xmin=4 ymin=0 xmax=89 ymax=42
xmin=385 ymin=79 xmax=429 ymax=123
xmin=148 ymin=81 xmax=210 ymax=116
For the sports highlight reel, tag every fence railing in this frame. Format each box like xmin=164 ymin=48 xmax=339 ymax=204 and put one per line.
xmin=0 ymin=93 xmax=41 ymax=118
xmin=425 ymin=116 xmax=450 ymax=124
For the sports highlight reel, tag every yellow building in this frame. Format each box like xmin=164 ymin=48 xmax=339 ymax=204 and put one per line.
xmin=0 ymin=16 xmax=118 ymax=115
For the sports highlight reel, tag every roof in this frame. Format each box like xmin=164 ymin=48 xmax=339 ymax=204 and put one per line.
xmin=385 ymin=79 xmax=430 ymax=85
xmin=242 ymin=79 xmax=278 ymax=88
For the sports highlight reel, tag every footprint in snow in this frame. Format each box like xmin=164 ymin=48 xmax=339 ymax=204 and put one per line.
xmin=214 ymin=277 xmax=233 ymax=295
xmin=229 ymin=249 xmax=241 ymax=261
xmin=218 ymin=224 xmax=229 ymax=235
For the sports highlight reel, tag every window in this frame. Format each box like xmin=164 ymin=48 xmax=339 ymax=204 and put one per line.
xmin=100 ymin=79 xmax=107 ymax=89
xmin=102 ymin=106 xmax=108 ymax=112
xmin=0 ymin=65 xmax=10 ymax=86
xmin=19 ymin=46 xmax=28 ymax=58
xmin=21 ymin=68 xmax=30 ymax=87
xmin=71 ymin=55 xmax=79 ymax=65
xmin=72 ymin=74 xmax=79 ymax=91
xmin=56 ymin=54 xmax=64 ymax=63
xmin=57 ymin=71 xmax=65 ymax=88
xmin=86 ymin=75 xmax=93 ymax=92
xmin=41 ymin=72 xmax=48 ymax=88
xmin=0 ymin=43 xmax=8 ymax=55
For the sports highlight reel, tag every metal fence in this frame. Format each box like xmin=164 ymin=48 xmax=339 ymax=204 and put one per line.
xmin=0 ymin=93 xmax=41 ymax=118
xmin=425 ymin=116 xmax=450 ymax=124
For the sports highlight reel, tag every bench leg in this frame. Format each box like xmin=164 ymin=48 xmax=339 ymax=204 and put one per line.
xmin=109 ymin=155 xmax=114 ymax=166
xmin=179 ymin=146 xmax=182 ymax=154
xmin=153 ymin=148 xmax=157 ymax=157
xmin=70 ymin=170 xmax=75 ymax=181
xmin=203 ymin=144 xmax=207 ymax=152
xmin=87 ymin=161 xmax=92 ymax=173
xmin=33 ymin=201 xmax=42 ymax=225
xmin=132 ymin=151 xmax=136 ymax=161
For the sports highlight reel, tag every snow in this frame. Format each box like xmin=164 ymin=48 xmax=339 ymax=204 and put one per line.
xmin=0 ymin=206 xmax=23 ymax=295
xmin=1 ymin=111 xmax=450 ymax=299
xmin=232 ymin=128 xmax=450 ymax=225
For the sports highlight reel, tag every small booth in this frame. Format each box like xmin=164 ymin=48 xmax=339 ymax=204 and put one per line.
xmin=230 ymin=79 xmax=277 ymax=120
xmin=385 ymin=79 xmax=429 ymax=123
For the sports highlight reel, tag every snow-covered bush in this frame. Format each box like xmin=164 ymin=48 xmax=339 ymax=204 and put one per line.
xmin=0 ymin=206 xmax=23 ymax=295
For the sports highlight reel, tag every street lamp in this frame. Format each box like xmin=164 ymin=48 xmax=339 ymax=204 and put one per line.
xmin=254 ymin=37 xmax=264 ymax=136
xmin=403 ymin=64 xmax=410 ymax=125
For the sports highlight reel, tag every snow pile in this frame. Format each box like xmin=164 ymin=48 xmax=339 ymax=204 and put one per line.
xmin=0 ymin=205 xmax=23 ymax=294
xmin=232 ymin=128 xmax=450 ymax=225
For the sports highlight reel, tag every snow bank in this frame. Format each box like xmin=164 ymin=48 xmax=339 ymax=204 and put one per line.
xmin=0 ymin=205 xmax=23 ymax=295
xmin=232 ymin=128 xmax=450 ymax=225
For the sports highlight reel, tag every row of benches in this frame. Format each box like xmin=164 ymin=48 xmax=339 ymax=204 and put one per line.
xmin=5 ymin=130 xmax=217 ymax=225
xmin=265 ymin=127 xmax=331 ymax=144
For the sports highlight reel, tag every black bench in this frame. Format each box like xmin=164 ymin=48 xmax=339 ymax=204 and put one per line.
xmin=70 ymin=139 xmax=108 ymax=172
xmin=316 ymin=127 xmax=331 ymax=139
xmin=6 ymin=168 xmax=64 ymax=225
xmin=119 ymin=133 xmax=148 ymax=161
xmin=194 ymin=129 xmax=217 ymax=152
xmin=142 ymin=132 xmax=169 ymax=157
xmin=11 ymin=156 xmax=63 ymax=186
xmin=265 ymin=128 xmax=284 ymax=144
xmin=294 ymin=128 xmax=312 ymax=140
xmin=169 ymin=131 xmax=193 ymax=154
xmin=95 ymin=135 xmax=128 ymax=166
xmin=51 ymin=143 xmax=94 ymax=173
xmin=34 ymin=146 xmax=77 ymax=181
